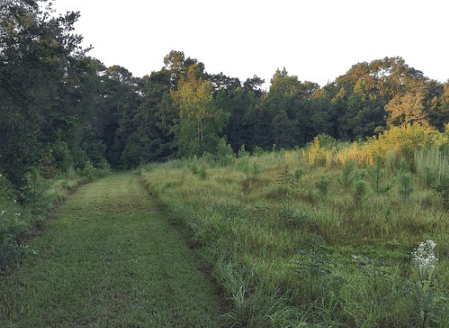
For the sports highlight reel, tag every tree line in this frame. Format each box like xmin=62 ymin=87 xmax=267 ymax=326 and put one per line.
xmin=1 ymin=0 xmax=449 ymax=188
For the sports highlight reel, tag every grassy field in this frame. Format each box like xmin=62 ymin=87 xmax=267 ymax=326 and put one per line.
xmin=0 ymin=173 xmax=222 ymax=327
xmin=3 ymin=135 xmax=449 ymax=327
xmin=140 ymin=147 xmax=449 ymax=327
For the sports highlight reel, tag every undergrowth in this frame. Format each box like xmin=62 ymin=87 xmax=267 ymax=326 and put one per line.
xmin=141 ymin=128 xmax=449 ymax=327
xmin=0 ymin=162 xmax=109 ymax=272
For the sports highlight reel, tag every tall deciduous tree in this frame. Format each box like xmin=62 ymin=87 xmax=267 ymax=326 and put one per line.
xmin=171 ymin=65 xmax=229 ymax=157
xmin=385 ymin=91 xmax=429 ymax=127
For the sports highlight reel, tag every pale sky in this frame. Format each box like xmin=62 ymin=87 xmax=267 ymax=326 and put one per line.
xmin=52 ymin=0 xmax=449 ymax=89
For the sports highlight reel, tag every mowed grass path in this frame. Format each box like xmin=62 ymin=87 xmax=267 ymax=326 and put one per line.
xmin=0 ymin=174 xmax=222 ymax=327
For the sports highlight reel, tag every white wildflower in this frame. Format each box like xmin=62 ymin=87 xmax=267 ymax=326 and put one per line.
xmin=412 ymin=240 xmax=438 ymax=278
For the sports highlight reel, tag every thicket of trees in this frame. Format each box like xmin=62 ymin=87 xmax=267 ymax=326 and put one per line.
xmin=2 ymin=0 xmax=449 ymax=188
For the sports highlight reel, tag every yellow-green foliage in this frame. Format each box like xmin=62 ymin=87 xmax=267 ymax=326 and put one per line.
xmin=360 ymin=124 xmax=449 ymax=166
xmin=302 ymin=137 xmax=328 ymax=166
xmin=304 ymin=124 xmax=449 ymax=167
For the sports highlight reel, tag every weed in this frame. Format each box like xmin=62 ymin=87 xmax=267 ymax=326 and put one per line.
xmin=409 ymin=240 xmax=443 ymax=327
xmin=412 ymin=240 xmax=438 ymax=280
xmin=252 ymin=159 xmax=263 ymax=175
xmin=236 ymin=156 xmax=250 ymax=173
xmin=139 ymin=140 xmax=449 ymax=327
xmin=297 ymin=235 xmax=332 ymax=299
xmin=278 ymin=206 xmax=311 ymax=229
xmin=293 ymin=168 xmax=303 ymax=183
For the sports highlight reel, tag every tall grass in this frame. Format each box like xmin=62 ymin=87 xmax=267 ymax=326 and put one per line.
xmin=141 ymin=130 xmax=449 ymax=326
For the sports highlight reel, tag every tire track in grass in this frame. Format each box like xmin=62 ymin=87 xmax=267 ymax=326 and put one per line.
xmin=0 ymin=173 xmax=222 ymax=327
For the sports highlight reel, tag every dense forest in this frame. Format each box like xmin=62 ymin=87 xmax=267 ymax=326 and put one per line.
xmin=2 ymin=0 xmax=449 ymax=189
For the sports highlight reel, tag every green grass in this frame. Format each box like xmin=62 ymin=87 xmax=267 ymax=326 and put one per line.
xmin=0 ymin=173 xmax=222 ymax=327
xmin=140 ymin=151 xmax=449 ymax=327
xmin=4 ymin=146 xmax=449 ymax=327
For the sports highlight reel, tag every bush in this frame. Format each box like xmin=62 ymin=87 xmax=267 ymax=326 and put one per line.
xmin=79 ymin=160 xmax=110 ymax=181
xmin=0 ymin=173 xmax=32 ymax=271
xmin=303 ymin=137 xmax=327 ymax=166
xmin=238 ymin=144 xmax=249 ymax=158
xmin=252 ymin=146 xmax=264 ymax=156
xmin=216 ymin=138 xmax=235 ymax=167
xmin=301 ymin=125 xmax=449 ymax=170
xmin=188 ymin=157 xmax=200 ymax=175
xmin=23 ymin=168 xmax=52 ymax=210
xmin=52 ymin=140 xmax=73 ymax=172
xmin=198 ymin=163 xmax=208 ymax=180
xmin=357 ymin=125 xmax=449 ymax=166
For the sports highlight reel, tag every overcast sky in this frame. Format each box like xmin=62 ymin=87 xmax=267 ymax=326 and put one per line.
xmin=52 ymin=0 xmax=449 ymax=89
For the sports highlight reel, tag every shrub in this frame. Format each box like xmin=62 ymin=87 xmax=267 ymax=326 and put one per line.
xmin=23 ymin=168 xmax=51 ymax=210
xmin=198 ymin=163 xmax=208 ymax=180
xmin=309 ymin=125 xmax=449 ymax=169
xmin=0 ymin=173 xmax=32 ymax=271
xmin=215 ymin=138 xmax=235 ymax=167
xmin=238 ymin=144 xmax=249 ymax=158
xmin=356 ymin=125 xmax=448 ymax=167
xmin=52 ymin=140 xmax=73 ymax=172
xmin=303 ymin=137 xmax=327 ymax=166
xmin=252 ymin=146 xmax=264 ymax=156
xmin=188 ymin=157 xmax=200 ymax=175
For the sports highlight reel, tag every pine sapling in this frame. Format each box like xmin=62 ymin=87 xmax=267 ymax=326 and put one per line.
xmin=338 ymin=160 xmax=357 ymax=191
xmin=421 ymin=166 xmax=436 ymax=188
xmin=398 ymin=171 xmax=413 ymax=201
xmin=353 ymin=179 xmax=368 ymax=209
xmin=316 ymin=176 xmax=331 ymax=199
xmin=398 ymin=158 xmax=413 ymax=201
xmin=367 ymin=156 xmax=392 ymax=194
